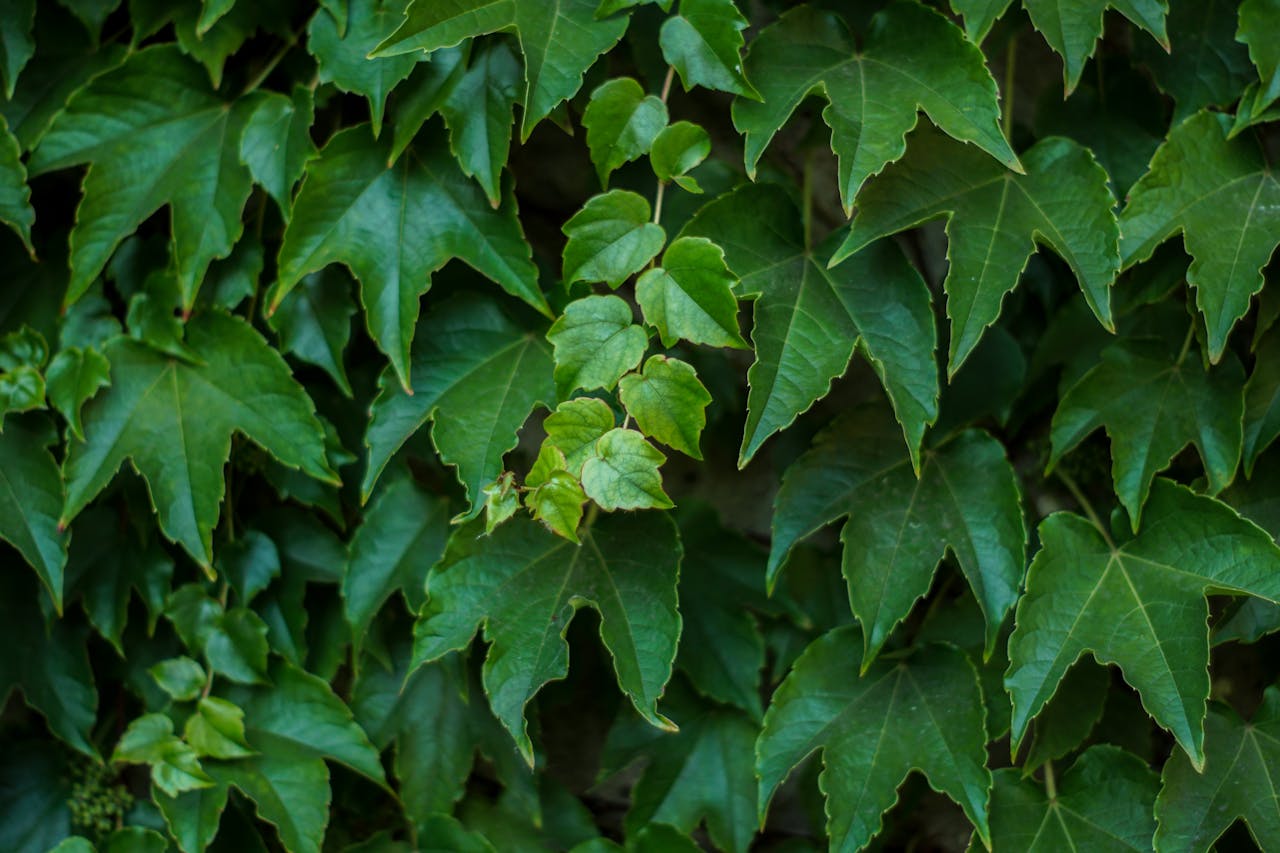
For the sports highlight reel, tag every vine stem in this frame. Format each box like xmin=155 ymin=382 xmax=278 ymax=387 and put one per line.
xmin=660 ymin=64 xmax=676 ymax=103
xmin=1176 ymin=321 xmax=1196 ymax=366
xmin=240 ymin=16 xmax=311 ymax=96
xmin=802 ymin=152 xmax=815 ymax=251
xmin=652 ymin=180 xmax=666 ymax=228
xmin=1002 ymin=34 xmax=1019 ymax=136
xmin=1056 ymin=468 xmax=1115 ymax=549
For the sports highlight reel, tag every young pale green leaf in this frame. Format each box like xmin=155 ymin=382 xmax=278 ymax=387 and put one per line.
xmin=62 ymin=313 xmax=336 ymax=567
xmin=1119 ymin=111 xmax=1280 ymax=360
xmin=543 ymin=397 xmax=616 ymax=476
xmin=547 ymin=295 xmax=648 ymax=398
xmin=307 ymin=0 xmax=418 ymax=137
xmin=0 ymin=116 xmax=33 ymax=254
xmin=1050 ymin=338 xmax=1244 ymax=530
xmin=0 ymin=0 xmax=34 ymax=99
xmin=0 ymin=417 xmax=67 ymax=607
xmin=1006 ymin=480 xmax=1280 ymax=768
xmin=112 ymin=714 xmax=214 ymax=797
xmin=149 ymin=657 xmax=206 ymax=703
xmin=1239 ymin=0 xmax=1280 ymax=117
xmin=238 ymin=87 xmax=316 ymax=220
xmin=769 ymin=406 xmax=1025 ymax=665
xmin=979 ymin=746 xmax=1158 ymax=852
xmin=649 ymin=121 xmax=710 ymax=186
xmin=1135 ymin=0 xmax=1251 ymax=120
xmin=267 ymin=267 xmax=357 ymax=397
xmin=184 ymin=697 xmax=254 ymax=760
xmin=834 ymin=127 xmax=1119 ymax=374
xmin=732 ymin=1 xmax=1018 ymax=212
xmin=635 ymin=236 xmax=746 ymax=349
xmin=659 ymin=0 xmax=758 ymax=99
xmin=413 ymin=513 xmax=681 ymax=764
xmin=28 ymin=46 xmax=256 ymax=308
xmin=45 ymin=347 xmax=111 ymax=441
xmin=525 ymin=443 xmax=565 ymax=489
xmin=1155 ymin=687 xmax=1280 ymax=851
xmin=603 ymin=684 xmax=757 ymax=853
xmin=483 ymin=472 xmax=521 ymax=533
xmin=562 ymin=190 xmax=666 ymax=287
xmin=683 ymin=184 xmax=938 ymax=468
xmin=273 ymin=125 xmax=547 ymax=390
xmin=363 ymin=294 xmax=554 ymax=514
xmin=525 ymin=471 xmax=587 ymax=542
xmin=618 ymin=356 xmax=711 ymax=459
xmin=439 ymin=40 xmax=521 ymax=207
xmin=580 ymin=428 xmax=673 ymax=511
xmin=373 ymin=0 xmax=629 ymax=139
xmin=758 ymin=628 xmax=991 ymax=851
xmin=583 ymin=77 xmax=668 ymax=187
xmin=343 ymin=474 xmax=449 ymax=654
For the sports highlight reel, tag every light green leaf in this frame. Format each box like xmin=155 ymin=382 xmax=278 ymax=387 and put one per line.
xmin=373 ymin=0 xmax=629 ymax=139
xmin=112 ymin=714 xmax=214 ymax=798
xmin=618 ymin=356 xmax=710 ymax=459
xmin=0 ymin=417 xmax=69 ymax=608
xmin=769 ymin=406 xmax=1026 ymax=665
xmin=835 ymin=127 xmax=1118 ymax=373
xmin=413 ymin=512 xmax=681 ymax=763
xmin=0 ymin=116 xmax=33 ymax=254
xmin=580 ymin=428 xmax=672 ymax=511
xmin=61 ymin=312 xmax=336 ymax=567
xmin=239 ymin=87 xmax=316 ymax=220
xmin=979 ymin=746 xmax=1158 ymax=852
xmin=583 ymin=77 xmax=668 ymax=187
xmin=1006 ymin=479 xmax=1280 ymax=767
xmin=29 ymin=46 xmax=256 ymax=308
xmin=149 ymin=657 xmax=206 ymax=703
xmin=440 ymin=39 xmax=521 ymax=206
xmin=0 ymin=366 xmax=43 ymax=423
xmin=543 ymin=397 xmax=616 ymax=476
xmin=185 ymin=697 xmax=255 ymax=760
xmin=1050 ymin=337 xmax=1244 ymax=529
xmin=0 ymin=0 xmax=34 ymax=99
xmin=272 ymin=125 xmax=547 ymax=390
xmin=362 ymin=294 xmax=555 ymax=514
xmin=45 ymin=347 xmax=111 ymax=442
xmin=547 ymin=295 xmax=648 ymax=398
xmin=635 ymin=236 xmax=746 ymax=349
xmin=1119 ymin=111 xmax=1280 ymax=360
xmin=758 ymin=628 xmax=991 ymax=851
xmin=562 ymin=190 xmax=666 ymax=287
xmin=732 ymin=1 xmax=1018 ymax=213
xmin=1154 ymin=686 xmax=1280 ymax=852
xmin=1239 ymin=0 xmax=1280 ymax=117
xmin=525 ymin=471 xmax=587 ymax=542
xmin=659 ymin=0 xmax=758 ymax=99
xmin=683 ymin=184 xmax=938 ymax=468
xmin=649 ymin=121 xmax=710 ymax=186
xmin=307 ymin=0 xmax=419 ymax=137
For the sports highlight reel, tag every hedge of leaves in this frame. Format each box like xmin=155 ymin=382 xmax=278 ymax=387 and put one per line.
xmin=2 ymin=0 xmax=1280 ymax=850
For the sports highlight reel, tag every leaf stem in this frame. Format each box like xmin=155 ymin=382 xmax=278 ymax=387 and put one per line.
xmin=659 ymin=65 xmax=676 ymax=103
xmin=1002 ymin=34 xmax=1018 ymax=137
xmin=652 ymin=180 xmax=666 ymax=228
xmin=1043 ymin=760 xmax=1058 ymax=800
xmin=1176 ymin=321 xmax=1196 ymax=366
xmin=1056 ymin=468 xmax=1114 ymax=548
xmin=240 ymin=18 xmax=309 ymax=96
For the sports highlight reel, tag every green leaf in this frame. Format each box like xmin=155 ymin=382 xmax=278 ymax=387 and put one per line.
xmin=769 ymin=406 xmax=1026 ymax=665
xmin=0 ymin=0 xmax=34 ymax=99
xmin=981 ymin=746 xmax=1158 ymax=851
xmin=547 ymin=295 xmax=648 ymax=398
xmin=207 ymin=745 xmax=329 ymax=853
xmin=112 ymin=713 xmax=215 ymax=797
xmin=413 ymin=512 xmax=682 ymax=763
xmin=185 ymin=697 xmax=255 ymax=759
xmin=580 ymin=428 xmax=673 ymax=511
xmin=0 ymin=366 xmax=43 ymax=422
xmin=542 ymin=397 xmax=616 ymax=475
xmin=387 ymin=46 xmax=467 ymax=166
xmin=307 ymin=0 xmax=418 ymax=137
xmin=1135 ymin=0 xmax=1251 ymax=120
xmin=156 ymin=785 xmax=228 ymax=853
xmin=1050 ymin=337 xmax=1244 ymax=529
xmin=635 ymin=236 xmax=746 ymax=349
xmin=0 ymin=417 xmax=68 ymax=606
xmin=219 ymin=530 xmax=280 ymax=604
xmin=834 ymin=127 xmax=1119 ymax=373
xmin=373 ymin=0 xmax=629 ymax=139
xmin=362 ymin=294 xmax=555 ymax=514
xmin=239 ymin=87 xmax=316 ymax=220
xmin=1023 ymin=0 xmax=1168 ymax=91
xmin=1020 ymin=662 xmax=1109 ymax=771
xmin=949 ymin=0 xmax=1013 ymax=42
xmin=0 ymin=741 xmax=71 ymax=853
xmin=483 ymin=471 xmax=521 ymax=533
xmin=525 ymin=471 xmax=588 ymax=542
xmin=267 ymin=267 xmax=356 ymax=396
xmin=732 ymin=1 xmax=1018 ymax=213
xmin=1119 ymin=111 xmax=1280 ymax=360
xmin=683 ymin=184 xmax=938 ymax=468
xmin=1154 ymin=686 xmax=1280 ymax=851
xmin=1239 ymin=0 xmax=1280 ymax=117
xmin=649 ymin=121 xmax=710 ymax=185
xmin=272 ymin=124 xmax=548 ymax=389
xmin=0 ymin=116 xmax=33 ymax=254
xmin=149 ymin=657 xmax=206 ymax=702
xmin=561 ymin=190 xmax=666 ymax=288
xmin=618 ymin=356 xmax=711 ymax=458
xmin=29 ymin=46 xmax=256 ymax=308
xmin=62 ymin=312 xmax=336 ymax=567
xmin=70 ymin=507 xmax=171 ymax=654
xmin=1245 ymin=325 xmax=1280 ymax=473
xmin=758 ymin=628 xmax=991 ymax=851
xmin=603 ymin=685 xmax=757 ymax=853
xmin=583 ymin=77 xmax=669 ymax=187
xmin=1006 ymin=479 xmax=1280 ymax=767
xmin=45 ymin=347 xmax=111 ymax=442
xmin=659 ymin=0 xmax=758 ymax=99
xmin=343 ymin=473 xmax=449 ymax=652
xmin=439 ymin=40 xmax=521 ymax=206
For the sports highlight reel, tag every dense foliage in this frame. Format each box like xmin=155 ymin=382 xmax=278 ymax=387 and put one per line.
xmin=2 ymin=0 xmax=1280 ymax=850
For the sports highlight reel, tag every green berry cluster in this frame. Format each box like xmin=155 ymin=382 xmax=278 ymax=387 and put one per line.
xmin=67 ymin=760 xmax=133 ymax=837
